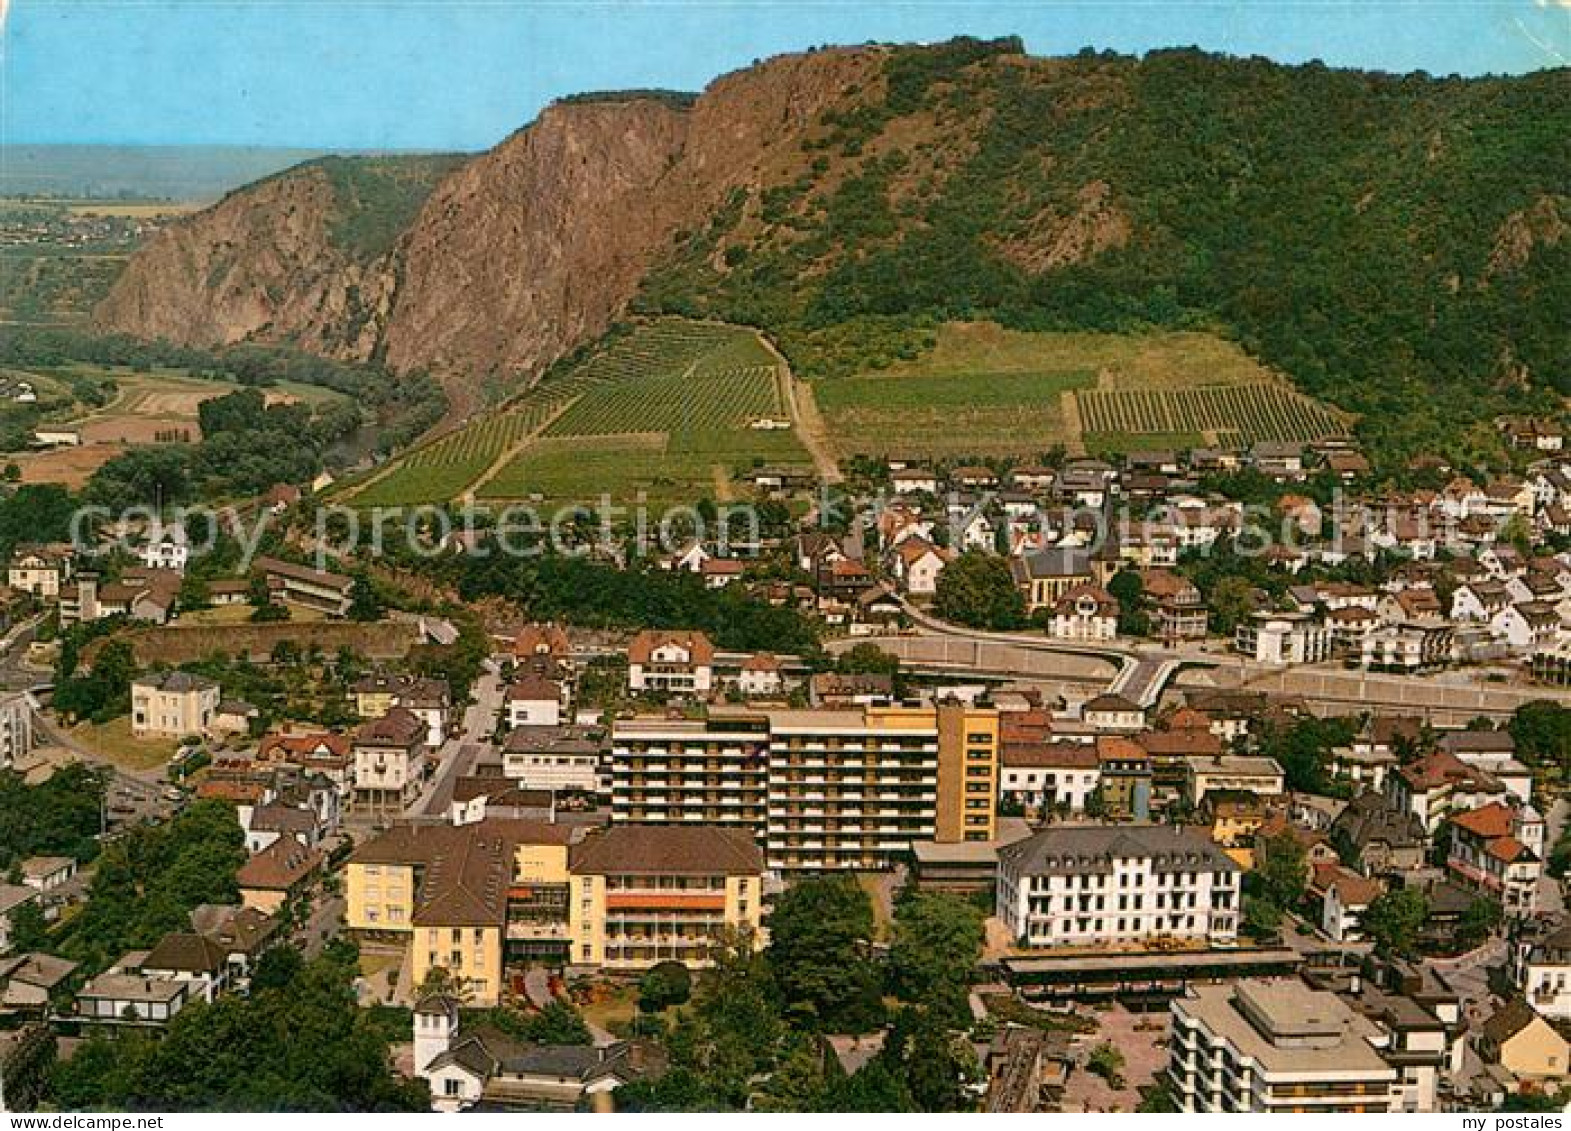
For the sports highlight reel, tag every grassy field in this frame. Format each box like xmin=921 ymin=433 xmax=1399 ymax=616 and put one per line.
xmin=69 ymin=716 xmax=177 ymax=771
xmin=352 ymin=318 xmax=813 ymax=508
xmin=815 ymin=321 xmax=1345 ymax=458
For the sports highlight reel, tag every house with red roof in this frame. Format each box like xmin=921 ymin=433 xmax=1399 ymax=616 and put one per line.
xmin=1447 ymin=801 xmax=1545 ymax=918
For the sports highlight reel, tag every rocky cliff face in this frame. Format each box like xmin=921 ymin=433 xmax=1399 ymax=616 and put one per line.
xmin=96 ymin=46 xmax=888 ymax=380
xmin=95 ymin=164 xmax=396 ymax=359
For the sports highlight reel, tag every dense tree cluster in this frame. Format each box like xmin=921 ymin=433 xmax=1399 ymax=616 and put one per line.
xmin=619 ymin=878 xmax=986 ymax=1112
xmin=52 ymin=941 xmax=427 ymax=1111
xmin=59 ymin=800 xmax=247 ymax=973
xmin=0 ymin=763 xmax=106 ymax=872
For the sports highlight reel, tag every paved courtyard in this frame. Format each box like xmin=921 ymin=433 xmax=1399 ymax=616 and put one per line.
xmin=1059 ymin=1003 xmax=1169 ymax=1112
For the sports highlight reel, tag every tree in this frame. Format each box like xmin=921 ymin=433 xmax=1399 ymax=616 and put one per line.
xmin=932 ymin=551 xmax=1024 ymax=630
xmin=1511 ymin=701 xmax=1571 ymax=780
xmin=1362 ymin=888 xmax=1429 ymax=958
xmin=1255 ymin=829 xmax=1309 ymax=910
xmin=1243 ymin=894 xmax=1284 ymax=938
xmin=1207 ymin=576 xmax=1256 ymax=635
xmin=250 ymin=945 xmax=305 ymax=993
xmin=765 ymin=876 xmax=883 ymax=1032
xmin=348 ymin=571 xmax=384 ymax=622
xmin=864 ymin=1007 xmax=980 ymax=1112
xmin=836 ymin=642 xmax=900 ymax=679
xmin=7 ymin=899 xmax=49 ymax=953
xmin=518 ymin=999 xmax=592 ymax=1044
xmin=1457 ymin=898 xmax=1504 ymax=950
xmin=887 ymin=891 xmax=984 ymax=1027
xmin=639 ymin=960 xmax=693 ymax=1012
xmin=1107 ymin=570 xmax=1149 ymax=636
xmin=1088 ymin=1043 xmax=1126 ymax=1088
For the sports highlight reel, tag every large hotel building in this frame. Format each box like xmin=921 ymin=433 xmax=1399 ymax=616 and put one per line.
xmin=609 ymin=702 xmax=1000 ymax=871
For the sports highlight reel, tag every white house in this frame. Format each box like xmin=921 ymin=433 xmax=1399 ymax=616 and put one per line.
xmin=140 ymin=524 xmax=189 ymax=571
xmin=1049 ymin=584 xmax=1119 ymax=642
xmin=626 ymin=630 xmax=715 ymax=697
xmin=505 ymin=675 xmax=564 ymax=728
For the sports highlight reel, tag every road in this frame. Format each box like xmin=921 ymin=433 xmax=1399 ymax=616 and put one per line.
xmin=857 ymin=598 xmax=1571 ymax=720
xmin=409 ymin=659 xmax=505 ymax=819
xmin=1539 ymin=796 xmax=1567 ymax=918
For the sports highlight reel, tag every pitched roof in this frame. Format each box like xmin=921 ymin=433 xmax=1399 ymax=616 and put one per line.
xmin=235 ymin=836 xmax=320 ymax=893
xmin=1000 ymin=741 xmax=1100 ymax=770
xmin=1451 ymin=801 xmax=1516 ymax=840
xmin=569 ymin=825 xmax=763 ymax=876
xmin=999 ymin=824 xmax=1239 ymax=877
xmin=141 ymin=932 xmax=228 ymax=974
xmin=354 ymin=706 xmax=426 ymax=747
xmin=627 ymin=629 xmax=715 ymax=666
xmin=1311 ymin=861 xmax=1382 ymax=907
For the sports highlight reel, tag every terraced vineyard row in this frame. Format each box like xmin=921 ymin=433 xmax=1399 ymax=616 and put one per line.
xmin=1075 ymin=381 xmax=1348 ymax=444
xmin=545 ymin=363 xmax=784 ymax=436
xmin=346 ymin=318 xmax=810 ymax=506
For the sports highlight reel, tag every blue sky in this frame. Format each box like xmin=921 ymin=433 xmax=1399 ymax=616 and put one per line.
xmin=3 ymin=1 xmax=1568 ymax=150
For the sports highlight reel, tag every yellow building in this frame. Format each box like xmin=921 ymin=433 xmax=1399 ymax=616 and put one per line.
xmin=1481 ymin=1000 xmax=1571 ymax=1083
xmin=347 ymin=820 xmax=765 ymax=997
xmin=346 ymin=821 xmax=577 ymax=1005
xmin=567 ymin=825 xmax=765 ymax=971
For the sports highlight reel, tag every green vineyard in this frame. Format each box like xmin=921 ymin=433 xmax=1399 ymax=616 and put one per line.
xmin=1074 ymin=381 xmax=1348 ymax=445
xmin=347 ymin=318 xmax=812 ymax=507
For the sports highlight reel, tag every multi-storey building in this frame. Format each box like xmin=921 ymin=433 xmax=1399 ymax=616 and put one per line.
xmin=7 ymin=543 xmax=72 ymax=598
xmin=996 ymin=824 xmax=1240 ymax=950
xmin=610 ymin=714 xmax=770 ymax=829
xmin=1513 ymin=918 xmax=1571 ymax=1021
xmin=609 ymin=702 xmax=998 ymax=872
xmin=625 ymin=630 xmax=715 ymax=697
xmin=1234 ymin=611 xmax=1332 ymax=664
xmin=351 ymin=707 xmax=428 ymax=812
xmin=567 ymin=825 xmax=765 ymax=970
xmin=1167 ymin=979 xmax=1437 ymax=1113
xmin=0 ymin=691 xmax=34 ymax=770
xmin=254 ymin=556 xmax=354 ymax=617
xmin=345 ymin=820 xmax=762 ymax=999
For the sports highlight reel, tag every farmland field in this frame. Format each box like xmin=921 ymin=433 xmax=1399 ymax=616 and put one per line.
xmin=816 ymin=321 xmax=1348 ymax=458
xmin=5 ymin=364 xmax=347 ymax=487
xmin=349 ymin=318 xmax=813 ymax=507
xmin=1075 ymin=382 xmax=1349 ymax=446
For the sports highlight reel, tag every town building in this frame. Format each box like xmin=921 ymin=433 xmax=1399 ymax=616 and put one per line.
xmin=996 ymin=824 xmax=1240 ymax=950
xmin=351 ymin=707 xmax=428 ymax=812
xmin=567 ymin=824 xmax=765 ymax=970
xmin=997 ymin=741 xmax=1101 ymax=817
xmin=0 ymin=690 xmax=34 ymax=770
xmin=502 ymin=727 xmax=604 ymax=793
xmin=625 ymin=630 xmax=715 ymax=697
xmin=1446 ymin=801 xmax=1543 ymax=917
xmin=254 ymin=556 xmax=354 ymax=617
xmin=130 ymin=671 xmax=220 ymax=738
xmin=1167 ymin=980 xmax=1422 ymax=1112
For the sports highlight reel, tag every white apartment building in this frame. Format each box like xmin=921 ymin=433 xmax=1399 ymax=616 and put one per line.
xmin=997 ymin=742 xmax=1101 ymax=816
xmin=501 ymin=727 xmax=603 ymax=793
xmin=1234 ymin=612 xmax=1332 ymax=664
xmin=996 ymin=825 xmax=1241 ymax=950
xmin=626 ymin=631 xmax=715 ymax=697
xmin=1168 ymin=980 xmax=1436 ymax=1113
xmin=0 ymin=690 xmax=35 ymax=770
